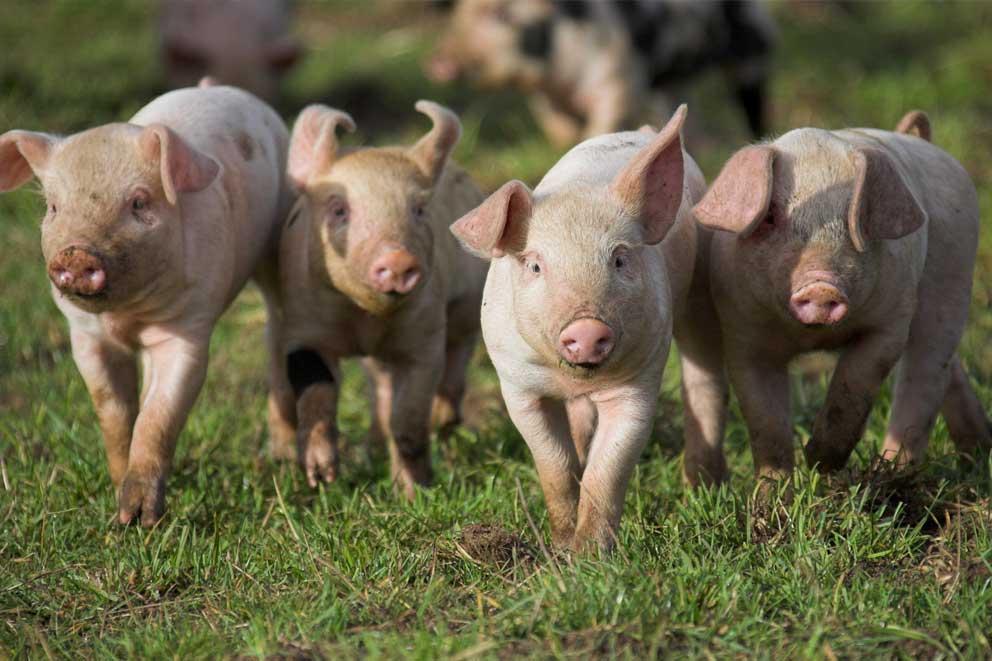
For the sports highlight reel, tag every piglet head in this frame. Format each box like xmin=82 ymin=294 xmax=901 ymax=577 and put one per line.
xmin=289 ymin=100 xmax=462 ymax=316
xmin=453 ymin=105 xmax=687 ymax=376
xmin=694 ymin=129 xmax=926 ymax=328
xmin=0 ymin=123 xmax=218 ymax=312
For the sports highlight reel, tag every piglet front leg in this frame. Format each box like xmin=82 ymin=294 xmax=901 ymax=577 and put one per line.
xmin=69 ymin=328 xmax=139 ymax=487
xmin=288 ymin=349 xmax=340 ymax=487
xmin=503 ymin=385 xmax=582 ymax=548
xmin=572 ymin=381 xmax=657 ymax=554
xmin=805 ymin=329 xmax=906 ymax=471
xmin=118 ymin=335 xmax=208 ymax=527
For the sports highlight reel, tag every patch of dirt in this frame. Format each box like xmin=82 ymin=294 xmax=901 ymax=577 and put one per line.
xmin=455 ymin=523 xmax=537 ymax=570
xmin=827 ymin=459 xmax=951 ymax=534
xmin=918 ymin=498 xmax=992 ymax=597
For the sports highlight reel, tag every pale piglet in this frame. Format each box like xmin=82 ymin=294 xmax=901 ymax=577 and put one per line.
xmin=272 ymin=101 xmax=487 ymax=497
xmin=159 ymin=0 xmax=302 ymax=103
xmin=0 ymin=84 xmax=293 ymax=526
xmin=688 ymin=111 xmax=991 ymax=484
xmin=452 ymin=106 xmax=714 ymax=552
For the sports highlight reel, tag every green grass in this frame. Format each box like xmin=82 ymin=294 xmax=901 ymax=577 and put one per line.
xmin=2 ymin=1 xmax=992 ymax=657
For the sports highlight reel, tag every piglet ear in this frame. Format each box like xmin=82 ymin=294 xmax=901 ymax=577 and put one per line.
xmin=609 ymin=104 xmax=686 ymax=245
xmin=288 ymin=104 xmax=356 ymax=191
xmin=139 ymin=124 xmax=219 ymax=205
xmin=894 ymin=110 xmax=931 ymax=142
xmin=847 ymin=147 xmax=927 ymax=253
xmin=0 ymin=130 xmax=57 ymax=192
xmin=451 ymin=180 xmax=532 ymax=259
xmin=693 ymin=145 xmax=775 ymax=238
xmin=409 ymin=100 xmax=462 ymax=184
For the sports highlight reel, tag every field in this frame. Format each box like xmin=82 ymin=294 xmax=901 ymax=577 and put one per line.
xmin=2 ymin=1 xmax=991 ymax=658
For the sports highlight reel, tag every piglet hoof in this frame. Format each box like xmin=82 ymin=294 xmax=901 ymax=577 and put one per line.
xmin=803 ymin=438 xmax=850 ymax=473
xmin=682 ymin=453 xmax=729 ymax=488
xmin=117 ymin=472 xmax=167 ymax=528
xmin=300 ymin=437 xmax=338 ymax=488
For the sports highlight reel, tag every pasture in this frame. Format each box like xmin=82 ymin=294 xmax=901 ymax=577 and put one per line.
xmin=1 ymin=1 xmax=991 ymax=657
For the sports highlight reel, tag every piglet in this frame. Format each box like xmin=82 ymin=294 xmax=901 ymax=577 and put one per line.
xmin=272 ymin=100 xmax=487 ymax=498
xmin=159 ymin=0 xmax=302 ymax=103
xmin=690 ymin=111 xmax=991 ymax=483
xmin=451 ymin=106 xmax=712 ymax=552
xmin=0 ymin=83 xmax=293 ymax=526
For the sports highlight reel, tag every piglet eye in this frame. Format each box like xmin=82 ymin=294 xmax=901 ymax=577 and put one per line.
xmin=49 ymin=203 xmax=57 ymax=214
xmin=614 ymin=255 xmax=626 ymax=269
xmin=530 ymin=262 xmax=541 ymax=274
xmin=327 ymin=198 xmax=349 ymax=224
xmin=413 ymin=205 xmax=426 ymax=221
xmin=132 ymin=198 xmax=146 ymax=212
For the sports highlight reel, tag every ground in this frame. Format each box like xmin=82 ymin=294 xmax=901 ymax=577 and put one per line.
xmin=1 ymin=1 xmax=991 ymax=658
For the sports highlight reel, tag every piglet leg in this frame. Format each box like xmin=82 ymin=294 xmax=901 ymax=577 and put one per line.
xmin=572 ymin=381 xmax=658 ymax=554
xmin=503 ymin=386 xmax=581 ymax=548
xmin=70 ymin=328 xmax=139 ymax=487
xmin=118 ymin=336 xmax=208 ymax=527
xmin=807 ymin=330 xmax=905 ymax=471
xmin=385 ymin=358 xmax=443 ymax=500
xmin=726 ymin=353 xmax=794 ymax=483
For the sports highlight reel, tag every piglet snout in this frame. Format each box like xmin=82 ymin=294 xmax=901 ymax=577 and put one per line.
xmin=48 ymin=247 xmax=107 ymax=297
xmin=790 ymin=282 xmax=848 ymax=325
xmin=558 ymin=318 xmax=615 ymax=366
xmin=369 ymin=249 xmax=421 ymax=294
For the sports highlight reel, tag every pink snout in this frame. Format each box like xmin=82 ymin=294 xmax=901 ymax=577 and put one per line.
xmin=558 ymin=318 xmax=615 ymax=366
xmin=369 ymin=249 xmax=421 ymax=294
xmin=790 ymin=282 xmax=848 ymax=325
xmin=47 ymin=247 xmax=107 ymax=297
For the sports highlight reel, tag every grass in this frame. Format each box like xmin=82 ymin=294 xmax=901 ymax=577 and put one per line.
xmin=2 ymin=1 xmax=992 ymax=657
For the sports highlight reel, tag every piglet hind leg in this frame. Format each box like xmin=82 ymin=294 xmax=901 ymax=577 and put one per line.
xmin=940 ymin=356 xmax=992 ymax=460
xmin=805 ymin=330 xmax=906 ymax=472
xmin=70 ymin=329 xmax=139 ymax=488
xmin=571 ymin=382 xmax=658 ymax=555
xmin=676 ymin=296 xmax=730 ymax=487
xmin=118 ymin=336 xmax=208 ymax=527
xmin=431 ymin=334 xmax=476 ymax=435
xmin=503 ymin=387 xmax=582 ymax=548
xmin=883 ymin=262 xmax=980 ymax=467
xmin=288 ymin=349 xmax=340 ymax=487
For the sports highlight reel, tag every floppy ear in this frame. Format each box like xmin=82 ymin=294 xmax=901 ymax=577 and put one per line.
xmin=847 ymin=147 xmax=927 ymax=253
xmin=139 ymin=124 xmax=219 ymax=205
xmin=408 ymin=100 xmax=462 ymax=184
xmin=894 ymin=110 xmax=931 ymax=142
xmin=693 ymin=145 xmax=775 ymax=237
xmin=288 ymin=104 xmax=356 ymax=191
xmin=609 ymin=104 xmax=686 ymax=245
xmin=0 ymin=130 xmax=57 ymax=192
xmin=450 ymin=180 xmax=532 ymax=258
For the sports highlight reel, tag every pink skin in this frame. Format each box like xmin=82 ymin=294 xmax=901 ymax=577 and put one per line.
xmin=0 ymin=85 xmax=293 ymax=527
xmin=452 ymin=106 xmax=711 ymax=553
xmin=789 ymin=270 xmax=849 ymax=326
xmin=692 ymin=112 xmax=991 ymax=481
xmin=558 ymin=318 xmax=615 ymax=366
xmin=369 ymin=248 xmax=422 ymax=295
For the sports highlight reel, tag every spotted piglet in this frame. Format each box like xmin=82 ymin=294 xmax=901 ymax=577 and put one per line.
xmin=690 ymin=111 xmax=991 ymax=483
xmin=0 ymin=83 xmax=293 ymax=526
xmin=451 ymin=107 xmax=715 ymax=552
xmin=272 ymin=101 xmax=487 ymax=498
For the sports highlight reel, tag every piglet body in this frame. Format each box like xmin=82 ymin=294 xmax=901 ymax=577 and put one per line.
xmin=453 ymin=107 xmax=711 ymax=552
xmin=691 ymin=112 xmax=991 ymax=481
xmin=272 ymin=101 xmax=487 ymax=497
xmin=0 ymin=85 xmax=293 ymax=525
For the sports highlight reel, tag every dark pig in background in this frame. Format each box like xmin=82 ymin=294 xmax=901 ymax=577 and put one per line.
xmin=428 ymin=0 xmax=775 ymax=147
